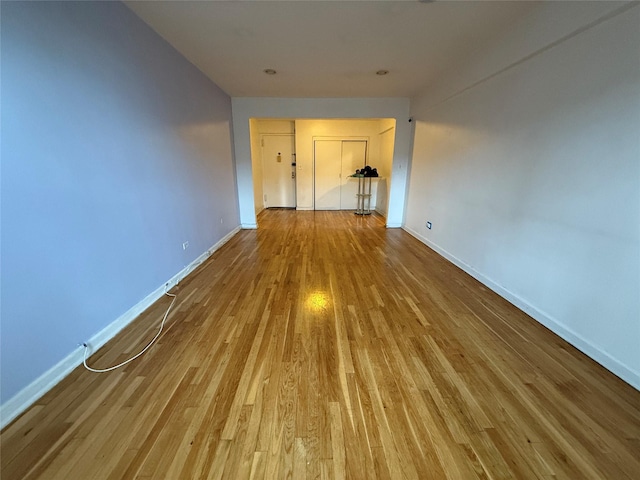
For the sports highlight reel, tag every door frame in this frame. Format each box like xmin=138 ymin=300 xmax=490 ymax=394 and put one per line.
xmin=312 ymin=136 xmax=369 ymax=210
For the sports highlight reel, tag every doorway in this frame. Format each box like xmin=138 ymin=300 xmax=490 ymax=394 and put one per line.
xmin=262 ymin=134 xmax=296 ymax=208
xmin=314 ymin=139 xmax=367 ymax=210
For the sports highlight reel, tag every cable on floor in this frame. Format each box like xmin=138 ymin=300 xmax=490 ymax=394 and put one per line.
xmin=81 ymin=291 xmax=177 ymax=373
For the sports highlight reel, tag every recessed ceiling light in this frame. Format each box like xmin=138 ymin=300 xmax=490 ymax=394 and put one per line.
xmin=376 ymin=70 xmax=389 ymax=76
xmin=263 ymin=69 xmax=277 ymax=75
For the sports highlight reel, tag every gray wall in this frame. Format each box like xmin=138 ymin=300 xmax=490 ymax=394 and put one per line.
xmin=405 ymin=5 xmax=640 ymax=387
xmin=1 ymin=1 xmax=239 ymax=403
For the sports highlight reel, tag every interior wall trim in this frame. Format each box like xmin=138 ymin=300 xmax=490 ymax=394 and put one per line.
xmin=402 ymin=226 xmax=640 ymax=391
xmin=0 ymin=226 xmax=241 ymax=430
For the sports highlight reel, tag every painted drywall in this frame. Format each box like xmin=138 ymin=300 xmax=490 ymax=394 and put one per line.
xmin=376 ymin=119 xmax=396 ymax=217
xmin=412 ymin=1 xmax=629 ymax=112
xmin=1 ymin=2 xmax=239 ymax=404
xmin=254 ymin=120 xmax=296 ymax=135
xmin=249 ymin=120 xmax=265 ymax=217
xmin=231 ymin=98 xmax=411 ymax=228
xmin=294 ymin=119 xmax=382 ymax=210
xmin=406 ymin=5 xmax=640 ymax=387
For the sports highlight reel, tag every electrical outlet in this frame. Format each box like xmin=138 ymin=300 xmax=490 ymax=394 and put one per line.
xmin=220 ymin=217 xmax=223 ymax=224
xmin=426 ymin=221 xmax=432 ymax=230
xmin=182 ymin=241 xmax=189 ymax=250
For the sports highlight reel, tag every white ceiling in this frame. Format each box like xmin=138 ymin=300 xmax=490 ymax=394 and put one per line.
xmin=124 ymin=0 xmax=539 ymax=98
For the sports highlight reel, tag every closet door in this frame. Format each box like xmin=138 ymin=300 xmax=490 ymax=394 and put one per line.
xmin=340 ymin=141 xmax=367 ymax=210
xmin=314 ymin=139 xmax=368 ymax=210
xmin=314 ymin=140 xmax=342 ymax=210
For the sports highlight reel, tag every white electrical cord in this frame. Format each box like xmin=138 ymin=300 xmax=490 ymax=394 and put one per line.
xmin=82 ymin=291 xmax=177 ymax=373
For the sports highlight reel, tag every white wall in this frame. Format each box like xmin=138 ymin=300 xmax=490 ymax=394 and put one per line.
xmin=412 ymin=1 xmax=629 ymax=112
xmin=231 ymin=98 xmax=411 ymax=228
xmin=376 ymin=119 xmax=396 ymax=216
xmin=249 ymin=119 xmax=264 ymax=217
xmin=405 ymin=5 xmax=640 ymax=388
xmin=255 ymin=119 xmax=296 ymax=135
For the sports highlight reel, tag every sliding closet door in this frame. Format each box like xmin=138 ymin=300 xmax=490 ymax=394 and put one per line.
xmin=314 ymin=140 xmax=342 ymax=210
xmin=314 ymin=139 xmax=367 ymax=210
xmin=340 ymin=140 xmax=367 ymax=210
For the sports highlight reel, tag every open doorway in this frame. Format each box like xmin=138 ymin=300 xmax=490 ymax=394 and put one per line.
xmin=249 ymin=118 xmax=396 ymax=217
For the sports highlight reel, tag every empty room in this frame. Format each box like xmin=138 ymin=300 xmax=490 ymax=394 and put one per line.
xmin=1 ymin=1 xmax=639 ymax=479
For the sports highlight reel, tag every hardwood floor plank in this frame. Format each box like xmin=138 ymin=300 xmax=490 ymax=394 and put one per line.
xmin=328 ymin=403 xmax=345 ymax=480
xmin=2 ymin=210 xmax=639 ymax=479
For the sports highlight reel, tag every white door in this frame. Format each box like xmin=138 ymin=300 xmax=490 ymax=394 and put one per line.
xmin=262 ymin=135 xmax=296 ymax=208
xmin=340 ymin=141 xmax=367 ymax=210
xmin=314 ymin=139 xmax=367 ymax=210
xmin=314 ymin=140 xmax=342 ymax=210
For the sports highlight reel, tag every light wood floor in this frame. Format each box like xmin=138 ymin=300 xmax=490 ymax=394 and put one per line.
xmin=2 ymin=210 xmax=639 ymax=479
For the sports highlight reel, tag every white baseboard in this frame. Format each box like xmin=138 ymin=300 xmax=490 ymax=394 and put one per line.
xmin=374 ymin=207 xmax=386 ymax=217
xmin=0 ymin=226 xmax=241 ymax=430
xmin=386 ymin=222 xmax=402 ymax=228
xmin=402 ymin=226 xmax=640 ymax=391
xmin=241 ymin=223 xmax=258 ymax=229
